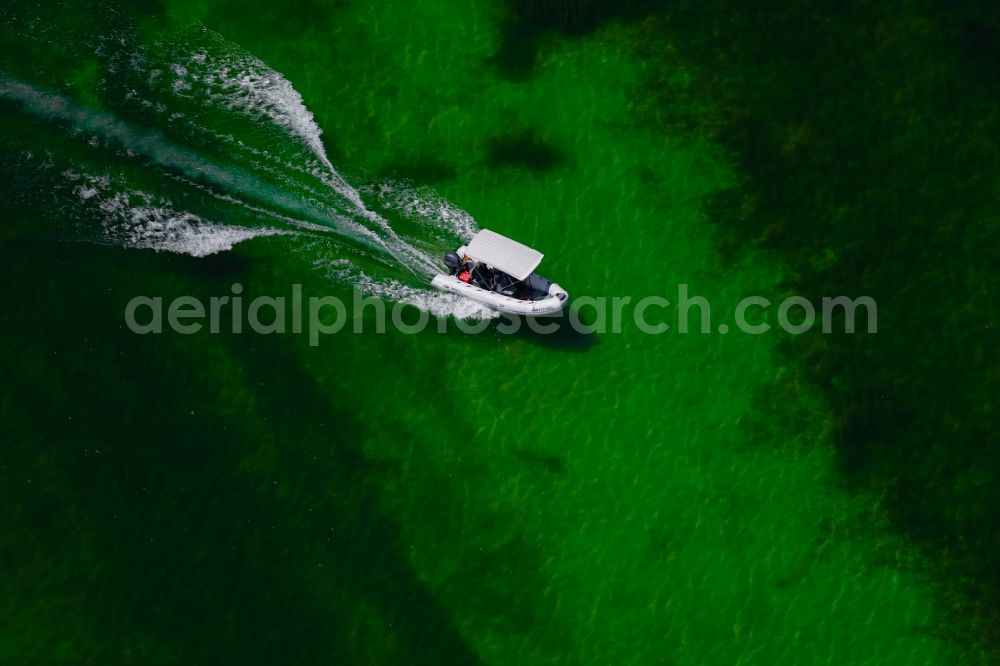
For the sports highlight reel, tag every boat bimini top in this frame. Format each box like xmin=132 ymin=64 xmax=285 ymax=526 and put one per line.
xmin=464 ymin=229 xmax=543 ymax=281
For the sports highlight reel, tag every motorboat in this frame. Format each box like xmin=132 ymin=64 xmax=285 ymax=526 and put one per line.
xmin=431 ymin=229 xmax=568 ymax=316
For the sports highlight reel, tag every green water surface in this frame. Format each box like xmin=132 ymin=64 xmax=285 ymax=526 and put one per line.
xmin=1 ymin=0 xmax=998 ymax=664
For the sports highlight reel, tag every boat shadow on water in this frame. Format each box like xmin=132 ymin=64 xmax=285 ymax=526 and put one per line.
xmin=478 ymin=308 xmax=599 ymax=352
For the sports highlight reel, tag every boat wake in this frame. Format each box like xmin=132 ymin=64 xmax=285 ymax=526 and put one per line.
xmin=0 ymin=27 xmax=489 ymax=318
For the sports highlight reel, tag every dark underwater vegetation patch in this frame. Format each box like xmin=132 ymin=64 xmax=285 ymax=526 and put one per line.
xmin=485 ymin=129 xmax=565 ymax=172
xmin=514 ymin=447 xmax=567 ymax=474
xmin=492 ymin=0 xmax=667 ymax=79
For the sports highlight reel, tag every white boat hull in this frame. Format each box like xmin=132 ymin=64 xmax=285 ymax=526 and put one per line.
xmin=431 ymin=274 xmax=568 ymax=316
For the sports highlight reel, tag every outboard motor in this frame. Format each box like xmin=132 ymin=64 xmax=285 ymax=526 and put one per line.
xmin=442 ymin=251 xmax=462 ymax=275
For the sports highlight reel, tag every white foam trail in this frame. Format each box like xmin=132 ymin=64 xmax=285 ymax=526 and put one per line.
xmin=111 ymin=206 xmax=282 ymax=257
xmin=174 ymin=45 xmax=337 ymax=177
xmin=66 ymin=170 xmax=285 ymax=257
xmin=361 ymin=180 xmax=479 ymax=240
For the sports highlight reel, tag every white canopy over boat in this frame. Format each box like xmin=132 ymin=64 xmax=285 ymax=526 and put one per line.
xmin=464 ymin=229 xmax=543 ymax=281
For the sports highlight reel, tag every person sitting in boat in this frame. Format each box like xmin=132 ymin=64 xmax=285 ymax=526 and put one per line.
xmin=471 ymin=263 xmax=498 ymax=290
